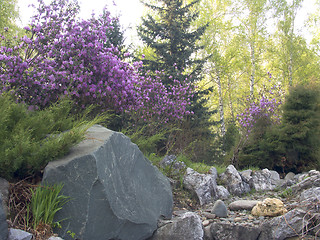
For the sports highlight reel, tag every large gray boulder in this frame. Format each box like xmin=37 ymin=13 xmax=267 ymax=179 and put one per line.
xmin=42 ymin=125 xmax=173 ymax=240
xmin=150 ymin=211 xmax=203 ymax=240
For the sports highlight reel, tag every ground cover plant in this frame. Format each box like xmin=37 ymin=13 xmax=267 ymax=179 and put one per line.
xmin=28 ymin=183 xmax=70 ymax=231
xmin=0 ymin=93 xmax=104 ymax=180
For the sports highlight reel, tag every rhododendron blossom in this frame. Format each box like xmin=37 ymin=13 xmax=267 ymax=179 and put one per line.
xmin=0 ymin=0 xmax=193 ymax=124
xmin=237 ymin=83 xmax=284 ymax=135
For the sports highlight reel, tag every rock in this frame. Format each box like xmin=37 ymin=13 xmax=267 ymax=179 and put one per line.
xmin=0 ymin=178 xmax=9 ymax=215
xmin=150 ymin=212 xmax=203 ymax=240
xmin=47 ymin=237 xmax=64 ymax=240
xmin=0 ymin=195 xmax=8 ymax=240
xmin=284 ymin=172 xmax=295 ymax=181
xmin=212 ymin=200 xmax=228 ymax=218
xmin=7 ymin=228 xmax=32 ymax=240
xmin=209 ymin=167 xmax=218 ymax=181
xmin=202 ymin=220 xmax=210 ymax=227
xmin=251 ymin=169 xmax=280 ymax=191
xmin=203 ymin=225 xmax=211 ymax=240
xmin=259 ymin=208 xmax=308 ymax=240
xmin=229 ymin=200 xmax=260 ymax=211
xmin=160 ymin=155 xmax=186 ymax=174
xmin=292 ymin=171 xmax=320 ymax=194
xmin=202 ymin=212 xmax=216 ymax=219
xmin=240 ymin=169 xmax=252 ymax=183
xmin=251 ymin=198 xmax=287 ymax=217
xmin=300 ymin=187 xmax=320 ymax=202
xmin=298 ymin=187 xmax=320 ymax=236
xmin=220 ymin=165 xmax=251 ymax=196
xmin=183 ymin=168 xmax=219 ymax=205
xmin=42 ymin=125 xmax=173 ymax=240
xmin=210 ymin=222 xmax=261 ymax=240
xmin=309 ymin=169 xmax=320 ymax=177
xmin=216 ymin=185 xmax=230 ymax=200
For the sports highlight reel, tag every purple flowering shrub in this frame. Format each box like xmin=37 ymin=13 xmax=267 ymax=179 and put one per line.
xmin=237 ymin=84 xmax=284 ymax=136
xmin=0 ymin=0 xmax=193 ymax=125
xmin=232 ymin=83 xmax=285 ymax=169
xmin=131 ymin=70 xmax=194 ymax=125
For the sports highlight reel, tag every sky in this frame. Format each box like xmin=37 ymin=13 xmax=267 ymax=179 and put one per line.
xmin=17 ymin=0 xmax=317 ymax=44
xmin=17 ymin=0 xmax=145 ymax=43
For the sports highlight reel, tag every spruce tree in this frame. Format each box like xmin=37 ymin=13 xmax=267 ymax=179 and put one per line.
xmin=280 ymin=84 xmax=320 ymax=172
xmin=137 ymin=0 xmax=217 ymax=163
xmin=138 ymin=0 xmax=207 ymax=85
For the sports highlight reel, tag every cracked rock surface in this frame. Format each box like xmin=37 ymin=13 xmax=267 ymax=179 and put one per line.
xmin=42 ymin=125 xmax=173 ymax=240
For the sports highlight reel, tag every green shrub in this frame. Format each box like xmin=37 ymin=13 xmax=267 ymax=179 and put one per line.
xmin=238 ymin=116 xmax=284 ymax=171
xmin=280 ymin=84 xmax=320 ymax=172
xmin=0 ymin=94 xmax=106 ymax=180
xmin=238 ymin=84 xmax=320 ymax=173
xmin=122 ymin=125 xmax=168 ymax=155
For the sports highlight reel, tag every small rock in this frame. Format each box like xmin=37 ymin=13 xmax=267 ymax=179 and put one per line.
xmin=251 ymin=198 xmax=287 ymax=217
xmin=284 ymin=172 xmax=295 ymax=181
xmin=203 ymin=225 xmax=211 ymax=240
xmin=216 ymin=185 xmax=230 ymax=200
xmin=220 ymin=165 xmax=251 ymax=196
xmin=234 ymin=217 xmax=242 ymax=222
xmin=183 ymin=168 xmax=219 ymax=205
xmin=8 ymin=228 xmax=33 ymax=240
xmin=202 ymin=212 xmax=216 ymax=219
xmin=212 ymin=200 xmax=228 ymax=218
xmin=240 ymin=169 xmax=252 ymax=183
xmin=210 ymin=222 xmax=261 ymax=240
xmin=150 ymin=212 xmax=203 ymax=240
xmin=47 ymin=237 xmax=64 ymax=240
xmin=203 ymin=220 xmax=210 ymax=227
xmin=160 ymin=155 xmax=186 ymax=174
xmin=229 ymin=200 xmax=260 ymax=211
xmin=251 ymin=169 xmax=280 ymax=191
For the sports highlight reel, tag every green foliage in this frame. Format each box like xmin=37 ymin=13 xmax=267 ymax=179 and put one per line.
xmin=0 ymin=0 xmax=19 ymax=36
xmin=238 ymin=123 xmax=284 ymax=171
xmin=136 ymin=0 xmax=216 ymax=162
xmin=28 ymin=183 xmax=70 ymax=230
xmin=0 ymin=93 xmax=106 ymax=180
xmin=279 ymin=187 xmax=293 ymax=198
xmin=237 ymin=84 xmax=320 ymax=173
xmin=138 ymin=0 xmax=208 ymax=85
xmin=172 ymin=87 xmax=218 ymax=164
xmin=222 ymin=122 xmax=240 ymax=153
xmin=280 ymin=84 xmax=320 ymax=172
xmin=122 ymin=125 xmax=168 ymax=155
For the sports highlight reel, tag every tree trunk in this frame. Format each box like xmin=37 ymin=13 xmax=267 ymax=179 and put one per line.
xmin=250 ymin=41 xmax=256 ymax=99
xmin=215 ymin=69 xmax=226 ymax=136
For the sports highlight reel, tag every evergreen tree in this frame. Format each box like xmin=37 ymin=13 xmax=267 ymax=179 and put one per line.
xmin=280 ymin=84 xmax=320 ymax=172
xmin=102 ymin=9 xmax=128 ymax=59
xmin=138 ymin=0 xmax=208 ymax=85
xmin=137 ymin=0 xmax=216 ymax=163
